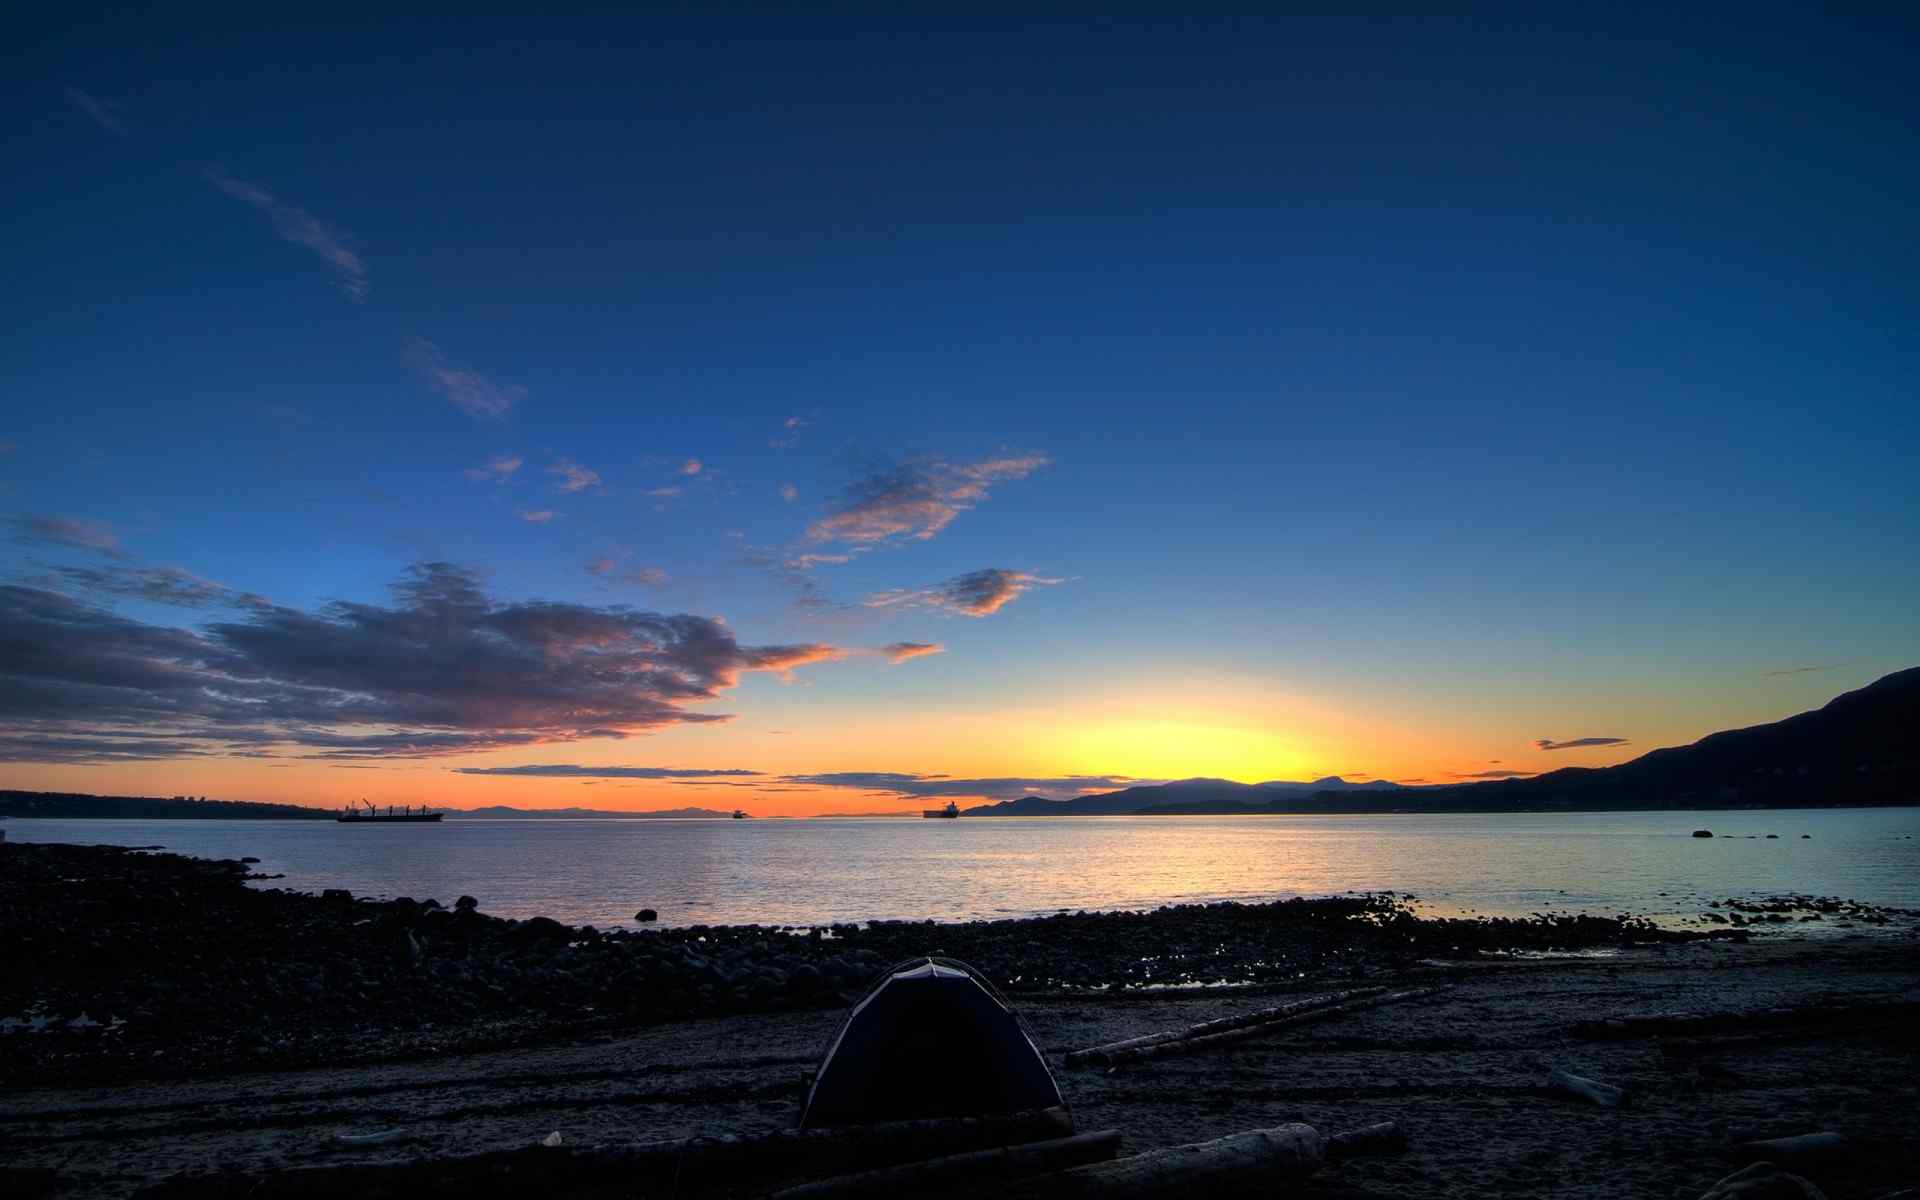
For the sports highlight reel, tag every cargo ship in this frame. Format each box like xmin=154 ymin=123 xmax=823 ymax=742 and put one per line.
xmin=337 ymin=799 xmax=442 ymax=823
xmin=922 ymin=801 xmax=960 ymax=819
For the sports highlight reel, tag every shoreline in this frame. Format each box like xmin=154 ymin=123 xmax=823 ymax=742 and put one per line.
xmin=4 ymin=841 xmax=1920 ymax=1198
xmin=6 ymin=841 xmax=1917 ymax=1089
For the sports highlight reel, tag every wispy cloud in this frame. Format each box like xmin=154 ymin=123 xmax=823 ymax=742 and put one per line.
xmin=881 ymin=642 xmax=944 ymax=663
xmin=778 ymin=482 xmax=798 ymax=503
xmin=1764 ymin=664 xmax=1843 ymax=677
xmin=0 ymin=562 xmax=845 ymax=762
xmin=518 ymin=509 xmax=557 ymax=524
xmin=679 ymin=458 xmax=703 ymax=476
xmin=778 ymin=772 xmax=1148 ymax=802
xmin=45 ymin=564 xmax=264 ymax=609
xmin=549 ymin=458 xmax=602 ymax=493
xmin=808 ymin=452 xmax=1049 ymax=545
xmin=11 ymin=514 xmax=126 ymax=559
xmin=647 ymin=486 xmax=681 ymax=498
xmin=405 ymin=338 xmax=525 ymax=421
xmin=1452 ymin=769 xmax=1536 ymax=779
xmin=64 ymin=86 xmax=126 ymax=136
xmin=204 ymin=166 xmax=368 ymax=301
xmin=740 ymin=545 xmax=834 ymax=611
xmin=452 ymin=764 xmax=762 ymax=779
xmin=865 ymin=568 xmax=1061 ymax=617
xmin=586 ymin=554 xmax=665 ymax=585
xmin=771 ymin=415 xmax=812 ymax=449
xmin=464 ymin=454 xmax=522 ymax=483
xmin=1534 ymin=736 xmax=1628 ymax=751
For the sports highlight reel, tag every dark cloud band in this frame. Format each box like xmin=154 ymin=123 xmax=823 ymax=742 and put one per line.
xmin=1533 ymin=737 xmax=1628 ymax=751
xmin=777 ymin=772 xmax=1150 ymax=802
xmin=0 ymin=563 xmax=841 ymax=763
xmin=453 ymin=765 xmax=762 ymax=778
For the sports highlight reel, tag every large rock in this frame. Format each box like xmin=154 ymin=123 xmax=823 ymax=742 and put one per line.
xmin=1698 ymin=1162 xmax=1828 ymax=1200
xmin=509 ymin=916 xmax=571 ymax=944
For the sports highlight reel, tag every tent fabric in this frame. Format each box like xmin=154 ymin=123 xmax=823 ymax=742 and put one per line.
xmin=799 ymin=957 xmax=1064 ymax=1129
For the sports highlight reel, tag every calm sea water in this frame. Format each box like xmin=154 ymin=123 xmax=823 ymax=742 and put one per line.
xmin=7 ymin=809 xmax=1918 ymax=929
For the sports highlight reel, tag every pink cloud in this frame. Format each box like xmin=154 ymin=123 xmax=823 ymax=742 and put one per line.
xmin=549 ymin=458 xmax=601 ymax=493
xmin=464 ymin=454 xmax=522 ymax=482
xmin=405 ymin=338 xmax=524 ymax=420
xmin=206 ymin=166 xmax=369 ymax=302
xmin=808 ymin=453 xmax=1049 ymax=545
xmin=882 ymin=642 xmax=944 ymax=663
xmin=865 ymin=568 xmax=1061 ymax=617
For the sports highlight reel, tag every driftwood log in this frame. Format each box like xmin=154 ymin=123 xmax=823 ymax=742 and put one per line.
xmin=1572 ymin=1000 xmax=1920 ymax=1041
xmin=1326 ymin=1121 xmax=1405 ymax=1160
xmin=330 ymin=1129 xmax=411 ymax=1147
xmin=1730 ymin=1132 xmax=1849 ymax=1162
xmin=1697 ymin=1162 xmax=1830 ymax=1200
xmin=1064 ymin=986 xmax=1388 ymax=1067
xmin=134 ymin=1107 xmax=1075 ymax=1199
xmin=1098 ymin=986 xmax=1452 ymax=1067
xmin=1005 ymin=1124 xmax=1327 ymax=1199
xmin=1546 ymin=1068 xmax=1627 ymax=1108
xmin=768 ymin=1130 xmax=1124 ymax=1199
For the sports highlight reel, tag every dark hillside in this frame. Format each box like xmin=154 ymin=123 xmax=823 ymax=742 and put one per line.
xmin=0 ymin=791 xmax=329 ymax=819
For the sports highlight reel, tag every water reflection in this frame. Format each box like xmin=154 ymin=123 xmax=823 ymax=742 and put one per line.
xmin=7 ymin=809 xmax=1917 ymax=929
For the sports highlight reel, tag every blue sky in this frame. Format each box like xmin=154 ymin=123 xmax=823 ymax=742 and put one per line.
xmin=3 ymin=5 xmax=1917 ymax=809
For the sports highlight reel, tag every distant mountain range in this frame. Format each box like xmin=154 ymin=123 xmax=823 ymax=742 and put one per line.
xmin=963 ymin=667 xmax=1919 ymax=815
xmin=447 ymin=805 xmax=734 ymax=819
xmin=962 ymin=775 xmax=1404 ymax=816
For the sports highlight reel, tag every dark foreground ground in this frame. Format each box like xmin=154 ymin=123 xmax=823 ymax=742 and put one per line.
xmin=3 ymin=843 xmax=1918 ymax=1198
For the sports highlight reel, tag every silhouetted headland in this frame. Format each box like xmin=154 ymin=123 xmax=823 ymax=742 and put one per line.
xmin=0 ymin=794 xmax=738 ymax=820
xmin=0 ymin=791 xmax=330 ymax=820
xmin=966 ymin=668 xmax=1920 ymax=816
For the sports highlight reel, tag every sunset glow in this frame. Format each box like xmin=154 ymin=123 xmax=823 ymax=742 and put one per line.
xmin=4 ymin=9 xmax=1916 ymax=816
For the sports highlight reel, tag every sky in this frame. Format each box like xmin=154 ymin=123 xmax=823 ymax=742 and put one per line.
xmin=3 ymin=6 xmax=1917 ymax=814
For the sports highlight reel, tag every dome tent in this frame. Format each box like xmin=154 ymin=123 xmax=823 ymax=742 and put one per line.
xmin=799 ymin=957 xmax=1064 ymax=1130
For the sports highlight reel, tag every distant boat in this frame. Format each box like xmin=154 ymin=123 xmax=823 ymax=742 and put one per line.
xmin=337 ymin=799 xmax=442 ymax=823
xmin=923 ymin=801 xmax=960 ymax=819
xmin=732 ymin=809 xmax=750 ymax=819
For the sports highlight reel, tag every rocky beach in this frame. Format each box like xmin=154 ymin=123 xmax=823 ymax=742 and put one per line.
xmin=4 ymin=842 xmax=1919 ymax=1198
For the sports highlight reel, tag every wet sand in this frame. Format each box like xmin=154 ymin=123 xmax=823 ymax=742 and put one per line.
xmin=6 ymin=938 xmax=1918 ymax=1199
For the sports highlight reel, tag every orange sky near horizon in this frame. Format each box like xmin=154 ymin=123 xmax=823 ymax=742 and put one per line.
xmin=0 ymin=668 xmax=1859 ymax=816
